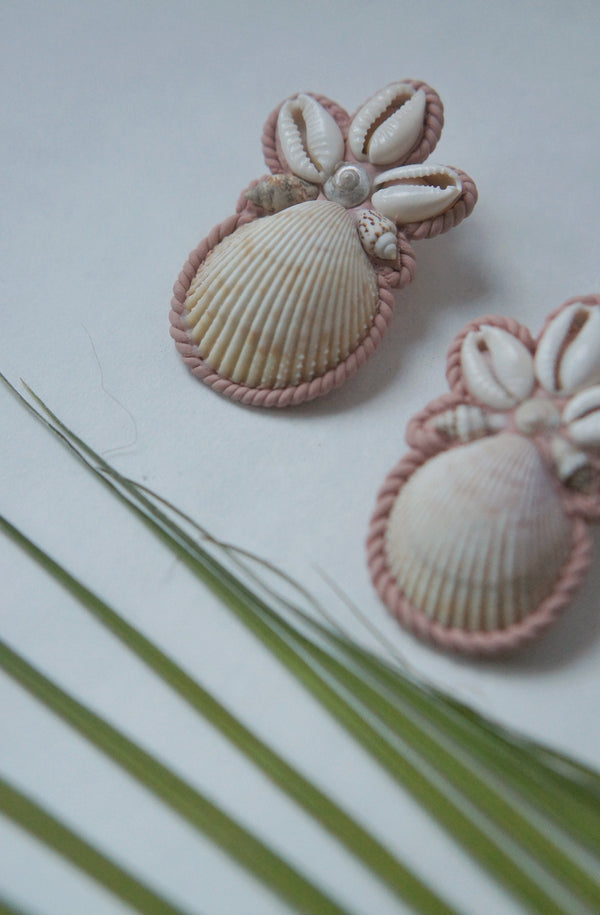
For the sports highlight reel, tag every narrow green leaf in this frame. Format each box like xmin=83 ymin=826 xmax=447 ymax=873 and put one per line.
xmin=109 ymin=472 xmax=600 ymax=827
xmin=117 ymin=466 xmax=600 ymax=857
xmin=4 ymin=374 xmax=600 ymax=913
xmin=79 ymin=468 xmax=596 ymax=912
xmin=283 ymin=630 xmax=600 ymax=911
xmin=0 ymin=514 xmax=455 ymax=915
xmin=0 ymin=899 xmax=30 ymax=915
xmin=0 ymin=775 xmax=194 ymax=915
xmin=319 ymin=633 xmax=600 ymax=857
xmin=1 ymin=491 xmax=571 ymax=912
xmin=0 ymin=639 xmax=353 ymax=915
xmin=0 ymin=895 xmax=41 ymax=915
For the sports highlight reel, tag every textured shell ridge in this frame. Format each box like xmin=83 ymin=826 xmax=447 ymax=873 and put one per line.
xmin=183 ymin=201 xmax=380 ymax=389
xmin=245 ymin=207 xmax=341 ymax=386
xmin=384 ymin=434 xmax=573 ymax=633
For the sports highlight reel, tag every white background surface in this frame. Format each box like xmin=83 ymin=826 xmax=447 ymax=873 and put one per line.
xmin=2 ymin=1 xmax=600 ymax=913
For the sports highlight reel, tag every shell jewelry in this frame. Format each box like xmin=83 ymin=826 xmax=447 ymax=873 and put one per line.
xmin=170 ymin=82 xmax=478 ymax=407
xmin=368 ymin=295 xmax=600 ymax=655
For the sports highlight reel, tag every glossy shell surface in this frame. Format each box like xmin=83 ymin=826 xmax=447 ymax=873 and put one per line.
xmin=384 ymin=434 xmax=573 ymax=632
xmin=183 ymin=201 xmax=380 ymax=389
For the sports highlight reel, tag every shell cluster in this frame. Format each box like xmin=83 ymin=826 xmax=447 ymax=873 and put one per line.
xmin=171 ymin=81 xmax=477 ymax=405
xmin=369 ymin=297 xmax=600 ymax=654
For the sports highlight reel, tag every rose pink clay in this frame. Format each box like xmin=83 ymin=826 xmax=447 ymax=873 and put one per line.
xmin=368 ymin=297 xmax=600 ymax=656
xmin=170 ymin=82 xmax=478 ymax=407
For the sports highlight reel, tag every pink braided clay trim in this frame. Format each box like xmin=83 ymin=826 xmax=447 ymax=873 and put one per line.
xmin=402 ymin=169 xmax=478 ymax=241
xmin=537 ymin=296 xmax=600 ymax=522
xmin=169 ymin=213 xmax=411 ymax=408
xmin=260 ymin=83 xmax=473 ymax=242
xmin=444 ymin=306 xmax=600 ymax=521
xmin=540 ymin=293 xmax=600 ymax=329
xmin=367 ymin=428 xmax=593 ymax=657
xmin=262 ymin=92 xmax=351 ymax=176
xmin=446 ymin=314 xmax=537 ymax=397
xmin=262 ymin=82 xmax=443 ymax=178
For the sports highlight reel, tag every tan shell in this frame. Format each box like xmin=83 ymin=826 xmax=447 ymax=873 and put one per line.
xmin=184 ymin=201 xmax=380 ymax=389
xmin=245 ymin=174 xmax=319 ymax=213
xmin=385 ymin=434 xmax=573 ymax=632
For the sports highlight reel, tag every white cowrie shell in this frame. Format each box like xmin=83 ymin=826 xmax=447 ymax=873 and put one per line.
xmin=461 ymin=325 xmax=535 ymax=409
xmin=371 ymin=165 xmax=462 ymax=224
xmin=535 ymin=302 xmax=600 ymax=394
xmin=348 ymin=83 xmax=427 ymax=165
xmin=356 ymin=210 xmax=398 ymax=260
xmin=550 ymin=435 xmax=593 ymax=489
xmin=277 ymin=94 xmax=345 ymax=184
xmin=562 ymin=385 xmax=600 ymax=448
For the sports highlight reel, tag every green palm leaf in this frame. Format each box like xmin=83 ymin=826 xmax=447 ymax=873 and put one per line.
xmin=0 ymin=513 xmax=452 ymax=915
xmin=0 ymin=637 xmax=354 ymax=915
xmin=0 ymin=776 xmax=194 ymax=915
xmin=3 ymin=373 xmax=600 ymax=914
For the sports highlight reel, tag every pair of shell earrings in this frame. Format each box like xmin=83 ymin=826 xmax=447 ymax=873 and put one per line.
xmin=170 ymin=81 xmax=600 ymax=656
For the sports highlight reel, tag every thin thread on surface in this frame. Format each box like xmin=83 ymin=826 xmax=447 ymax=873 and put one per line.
xmin=82 ymin=324 xmax=139 ymax=456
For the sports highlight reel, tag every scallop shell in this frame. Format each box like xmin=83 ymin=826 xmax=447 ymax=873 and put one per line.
xmin=383 ymin=434 xmax=574 ymax=634
xmin=183 ymin=201 xmax=380 ymax=389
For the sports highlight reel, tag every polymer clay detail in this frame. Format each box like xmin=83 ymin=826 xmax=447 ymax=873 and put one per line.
xmin=170 ymin=81 xmax=477 ymax=407
xmin=368 ymin=296 xmax=600 ymax=655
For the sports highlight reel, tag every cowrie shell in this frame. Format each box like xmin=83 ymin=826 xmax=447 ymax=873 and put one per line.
xmin=550 ymin=436 xmax=592 ymax=489
xmin=371 ymin=165 xmax=462 ymax=224
xmin=535 ymin=302 xmax=600 ymax=394
xmin=460 ymin=325 xmax=535 ymax=409
xmin=348 ymin=83 xmax=427 ymax=165
xmin=563 ymin=385 xmax=600 ymax=448
xmin=276 ymin=94 xmax=344 ymax=184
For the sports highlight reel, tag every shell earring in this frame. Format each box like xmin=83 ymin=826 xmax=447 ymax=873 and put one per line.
xmin=170 ymin=81 xmax=478 ymax=407
xmin=368 ymin=296 xmax=600 ymax=655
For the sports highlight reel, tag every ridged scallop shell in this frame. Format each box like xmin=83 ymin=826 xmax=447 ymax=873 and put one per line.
xmin=385 ymin=434 xmax=573 ymax=632
xmin=183 ymin=201 xmax=380 ymax=389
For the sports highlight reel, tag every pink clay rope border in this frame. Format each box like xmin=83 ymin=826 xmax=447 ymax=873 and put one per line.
xmin=261 ymin=82 xmax=477 ymax=241
xmin=169 ymin=212 xmax=414 ymax=407
xmin=539 ymin=294 xmax=600 ymax=520
xmin=367 ymin=304 xmax=599 ymax=656
xmin=170 ymin=81 xmax=475 ymax=406
xmin=445 ymin=305 xmax=600 ymax=522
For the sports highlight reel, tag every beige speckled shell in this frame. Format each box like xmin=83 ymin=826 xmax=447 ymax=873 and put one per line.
xmin=385 ymin=434 xmax=573 ymax=632
xmin=183 ymin=201 xmax=380 ymax=389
